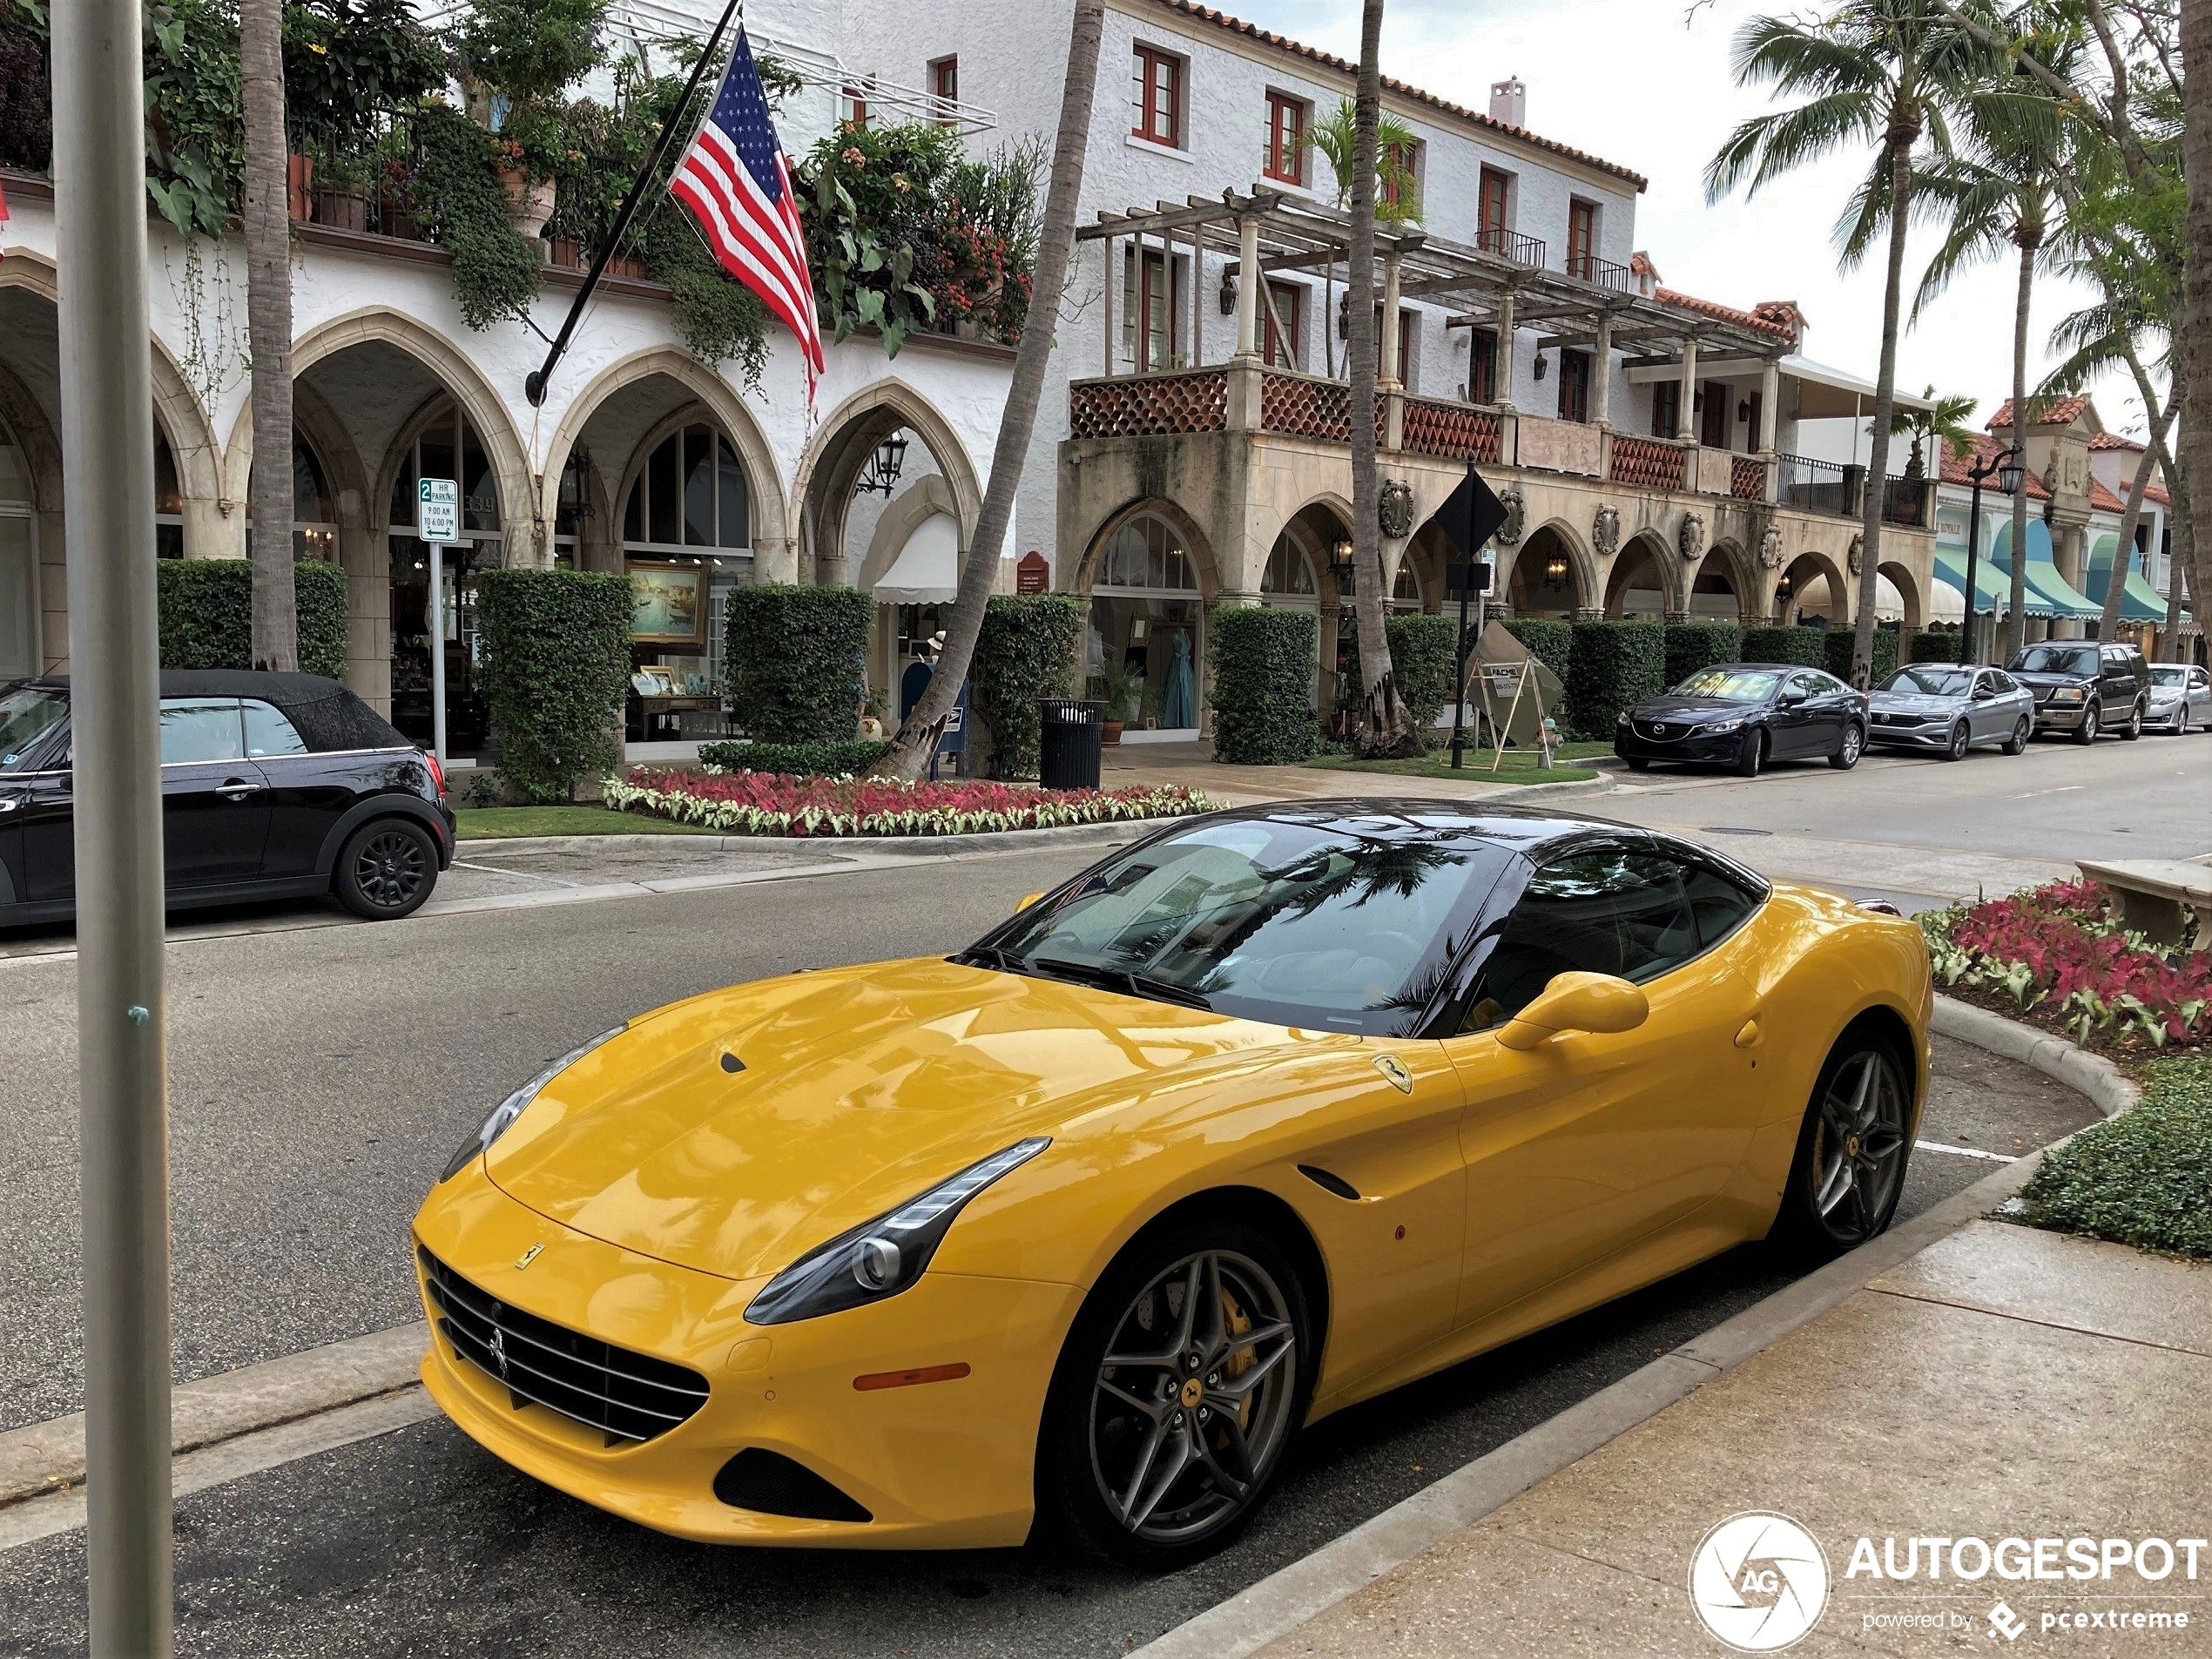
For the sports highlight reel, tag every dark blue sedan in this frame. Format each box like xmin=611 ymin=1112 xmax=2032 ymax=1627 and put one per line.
xmin=1615 ymin=663 xmax=1868 ymax=778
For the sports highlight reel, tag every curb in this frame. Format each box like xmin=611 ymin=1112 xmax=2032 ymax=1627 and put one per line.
xmin=453 ymin=815 xmax=1194 ymax=860
xmin=1130 ymin=1002 xmax=2135 ymax=1659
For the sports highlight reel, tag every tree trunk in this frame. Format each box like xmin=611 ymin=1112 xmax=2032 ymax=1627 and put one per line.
xmin=241 ymin=0 xmax=297 ymax=671
xmin=1851 ymin=132 xmax=1913 ymax=690
xmin=2095 ymin=391 xmax=2172 ymax=639
xmin=2182 ymin=1 xmax=2212 ymax=653
xmin=1345 ymin=0 xmax=1414 ymax=758
xmin=2158 ymin=418 xmax=2195 ymax=661
xmin=2001 ymin=234 xmax=2034 ymax=660
xmin=870 ymin=2 xmax=1104 ymax=781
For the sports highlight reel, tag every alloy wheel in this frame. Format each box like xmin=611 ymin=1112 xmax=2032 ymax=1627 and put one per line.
xmin=1809 ymin=1049 xmax=1909 ymax=1247
xmin=2004 ymin=717 xmax=2029 ymax=755
xmin=1088 ymin=1249 xmax=1298 ymax=1548
xmin=354 ymin=827 xmax=428 ymax=910
xmin=1945 ymin=721 xmax=1969 ymax=761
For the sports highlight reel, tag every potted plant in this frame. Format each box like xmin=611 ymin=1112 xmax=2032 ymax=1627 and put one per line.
xmin=453 ymin=0 xmax=605 ymax=241
xmin=282 ymin=0 xmax=444 ymax=224
xmin=1098 ymin=663 xmax=1142 ymax=746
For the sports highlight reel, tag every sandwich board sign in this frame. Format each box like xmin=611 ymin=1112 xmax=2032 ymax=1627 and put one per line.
xmin=418 ymin=477 xmax=462 ymax=545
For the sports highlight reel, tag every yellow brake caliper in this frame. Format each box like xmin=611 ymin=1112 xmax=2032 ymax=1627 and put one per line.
xmin=1221 ymin=1291 xmax=1255 ymax=1431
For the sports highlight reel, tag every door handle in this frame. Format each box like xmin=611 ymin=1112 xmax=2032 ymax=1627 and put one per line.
xmin=215 ymin=779 xmax=264 ymax=799
xmin=1733 ymin=1017 xmax=1764 ymax=1050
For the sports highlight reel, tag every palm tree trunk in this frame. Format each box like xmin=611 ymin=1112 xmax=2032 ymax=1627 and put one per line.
xmin=2158 ymin=426 xmax=2195 ymax=662
xmin=241 ymin=0 xmax=296 ymax=671
xmin=1851 ymin=133 xmax=1912 ymax=690
xmin=2001 ymin=236 xmax=2033 ymax=661
xmin=2182 ymin=0 xmax=2212 ymax=653
xmin=870 ymin=2 xmax=1104 ymax=781
xmin=1345 ymin=0 xmax=1413 ymax=758
xmin=2095 ymin=390 xmax=2172 ymax=639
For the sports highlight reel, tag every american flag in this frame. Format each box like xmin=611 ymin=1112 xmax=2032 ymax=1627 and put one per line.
xmin=670 ymin=28 xmax=825 ymax=404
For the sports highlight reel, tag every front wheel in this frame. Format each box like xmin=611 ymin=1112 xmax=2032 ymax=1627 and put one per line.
xmin=1827 ymin=722 xmax=1865 ymax=770
xmin=1735 ymin=728 xmax=1766 ymax=778
xmin=2075 ymin=701 xmax=2101 ymax=745
xmin=1039 ymin=1221 xmax=1312 ymax=1569
xmin=334 ymin=817 xmax=438 ymax=921
xmin=1940 ymin=720 xmax=1970 ymax=762
xmin=2001 ymin=715 xmax=2030 ymax=756
xmin=1770 ymin=1035 xmax=1913 ymax=1262
xmin=1625 ymin=755 xmax=1652 ymax=772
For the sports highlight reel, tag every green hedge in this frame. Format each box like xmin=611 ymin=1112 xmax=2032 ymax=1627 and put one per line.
xmin=1823 ymin=627 xmax=1898 ymax=683
xmin=1562 ymin=620 xmax=1664 ymax=740
xmin=972 ymin=594 xmax=1084 ymax=780
xmin=1908 ymin=630 xmax=1964 ymax=664
xmin=698 ymin=738 xmax=888 ymax=776
xmin=1210 ymin=607 xmax=1318 ymax=765
xmin=2021 ymin=1058 xmax=2212 ymax=1258
xmin=1737 ymin=624 xmax=1824 ymax=668
xmin=724 ymin=585 xmax=872 ymax=744
xmin=1663 ymin=621 xmax=1743 ymax=688
xmin=156 ymin=557 xmax=347 ymax=679
xmin=474 ymin=568 xmax=633 ymax=803
xmin=1501 ymin=617 xmax=1572 ymax=684
xmin=1385 ymin=614 xmax=1459 ymax=746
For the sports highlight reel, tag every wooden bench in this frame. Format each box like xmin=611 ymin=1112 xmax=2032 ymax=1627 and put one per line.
xmin=2077 ymin=859 xmax=2212 ymax=951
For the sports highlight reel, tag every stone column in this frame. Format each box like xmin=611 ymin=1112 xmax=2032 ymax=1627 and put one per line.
xmin=1494 ymin=290 xmax=1516 ymax=410
xmin=1101 ymin=235 xmax=1116 ymax=376
xmin=1234 ymin=216 xmax=1261 ymax=361
xmin=1678 ymin=334 xmax=1699 ymax=441
xmin=1759 ymin=356 xmax=1782 ymax=503
xmin=1591 ymin=314 xmax=1613 ymax=428
xmin=1379 ymin=253 xmax=1402 ymax=389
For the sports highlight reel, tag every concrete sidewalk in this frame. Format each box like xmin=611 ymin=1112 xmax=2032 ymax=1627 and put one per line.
xmin=1250 ymin=1220 xmax=2212 ymax=1657
xmin=1099 ymin=739 xmax=1612 ymax=808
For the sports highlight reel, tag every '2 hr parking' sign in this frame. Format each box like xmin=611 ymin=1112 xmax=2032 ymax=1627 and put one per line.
xmin=418 ymin=477 xmax=462 ymax=545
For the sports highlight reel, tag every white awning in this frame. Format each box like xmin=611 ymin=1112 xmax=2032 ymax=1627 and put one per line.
xmin=873 ymin=512 xmax=961 ymax=604
xmin=1780 ymin=356 xmax=1936 ymax=421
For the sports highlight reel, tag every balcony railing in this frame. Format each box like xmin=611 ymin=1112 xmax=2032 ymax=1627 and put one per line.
xmin=1778 ymin=453 xmax=1853 ymax=516
xmin=1069 ymin=368 xmax=1228 ymax=438
xmin=1730 ymin=455 xmax=1765 ymax=501
xmin=1565 ymin=251 xmax=1634 ymax=293
xmin=1880 ymin=475 xmax=1932 ymax=529
xmin=1474 ymin=226 xmax=1547 ymax=267
xmin=1400 ymin=397 xmax=1501 ymax=463
xmin=1608 ymin=434 xmax=1687 ymax=490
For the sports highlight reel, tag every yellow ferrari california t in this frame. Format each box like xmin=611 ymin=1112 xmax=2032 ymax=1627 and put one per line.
xmin=412 ymin=802 xmax=1930 ymax=1567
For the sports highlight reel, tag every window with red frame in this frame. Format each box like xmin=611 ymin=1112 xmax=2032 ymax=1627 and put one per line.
xmin=1133 ymin=45 xmax=1183 ymax=146
xmin=1381 ymin=141 xmax=1420 ymax=212
xmin=1566 ymin=199 xmax=1596 ymax=279
xmin=1478 ymin=166 xmax=1510 ymax=253
xmin=839 ymin=83 xmax=870 ymax=127
xmin=1558 ymin=349 xmax=1592 ymax=423
xmin=1263 ymin=280 xmax=1301 ymax=368
xmin=1264 ymin=91 xmax=1306 ymax=185
xmin=1469 ymin=327 xmax=1499 ymax=404
xmin=929 ymin=57 xmax=958 ymax=126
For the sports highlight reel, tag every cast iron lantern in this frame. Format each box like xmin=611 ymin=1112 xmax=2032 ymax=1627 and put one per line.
xmin=1997 ymin=449 xmax=2026 ymax=495
xmin=1328 ymin=536 xmax=1355 ymax=582
xmin=1543 ymin=550 xmax=1568 ymax=589
xmin=859 ymin=431 xmax=909 ymax=496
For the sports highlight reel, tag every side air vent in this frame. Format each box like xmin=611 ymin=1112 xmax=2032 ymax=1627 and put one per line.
xmin=1298 ymin=1164 xmax=1361 ymax=1201
xmin=714 ymin=1448 xmax=873 ymax=1522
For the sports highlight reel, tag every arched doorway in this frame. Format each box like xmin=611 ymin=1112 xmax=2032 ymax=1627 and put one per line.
xmin=1604 ymin=533 xmax=1671 ymax=620
xmin=384 ymin=397 xmax=505 ymax=757
xmin=0 ymin=412 xmax=33 ymax=679
xmin=244 ymin=434 xmax=342 ymax=564
xmin=1877 ymin=559 xmax=1923 ymax=636
xmin=1085 ymin=509 xmax=1204 ymax=737
xmin=1689 ymin=544 xmax=1748 ymax=624
xmin=1777 ymin=552 xmax=1848 ymax=627
xmin=1507 ymin=523 xmax=1587 ymax=619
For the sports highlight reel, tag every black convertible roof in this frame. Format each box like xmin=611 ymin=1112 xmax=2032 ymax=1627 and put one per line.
xmin=23 ymin=671 xmax=411 ymax=754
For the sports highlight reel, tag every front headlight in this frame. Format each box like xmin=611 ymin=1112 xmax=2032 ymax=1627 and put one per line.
xmin=2052 ymin=685 xmax=2087 ymax=702
xmin=744 ymin=1138 xmax=1050 ymax=1325
xmin=1692 ymin=716 xmax=1745 ymax=736
xmin=440 ymin=1024 xmax=626 ymax=1182
xmin=1616 ymin=710 xmax=1633 ymax=726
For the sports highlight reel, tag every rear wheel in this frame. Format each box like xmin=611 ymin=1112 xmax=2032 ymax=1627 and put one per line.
xmin=1770 ymin=1035 xmax=1912 ymax=1262
xmin=1040 ymin=1219 xmax=1312 ymax=1569
xmin=1735 ymin=729 xmax=1766 ymax=778
xmin=1827 ymin=722 xmax=1865 ymax=770
xmin=1940 ymin=720 xmax=1970 ymax=762
xmin=2001 ymin=715 xmax=2030 ymax=756
xmin=2121 ymin=701 xmax=2143 ymax=740
xmin=334 ymin=818 xmax=437 ymax=921
xmin=2075 ymin=701 xmax=2100 ymax=744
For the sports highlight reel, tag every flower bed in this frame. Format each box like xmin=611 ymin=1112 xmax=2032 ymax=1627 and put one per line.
xmin=1920 ymin=879 xmax=2211 ymax=1054
xmin=602 ymin=768 xmax=1213 ymax=838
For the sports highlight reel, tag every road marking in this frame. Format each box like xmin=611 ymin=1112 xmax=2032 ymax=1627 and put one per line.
xmin=1915 ymin=1138 xmax=2019 ymax=1163
xmin=2010 ymin=785 xmax=2087 ymax=799
xmin=450 ymin=858 xmax=588 ymax=888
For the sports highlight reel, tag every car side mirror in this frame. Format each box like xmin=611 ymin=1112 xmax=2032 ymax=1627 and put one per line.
xmin=1780 ymin=689 xmax=1807 ymax=706
xmin=1972 ymin=685 xmax=1995 ymax=701
xmin=1495 ymin=972 xmax=1651 ymax=1051
xmin=1014 ymin=891 xmax=1045 ymax=914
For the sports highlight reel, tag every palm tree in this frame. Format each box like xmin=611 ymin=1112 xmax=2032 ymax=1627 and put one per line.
xmin=871 ymin=3 xmax=1105 ymax=781
xmin=1707 ymin=1 xmax=1990 ymax=687
xmin=1343 ymin=0 xmax=1417 ymax=759
xmin=240 ymin=0 xmax=297 ymax=671
xmin=1886 ymin=384 xmax=1978 ymax=478
xmin=1302 ymin=99 xmax=1420 ymax=378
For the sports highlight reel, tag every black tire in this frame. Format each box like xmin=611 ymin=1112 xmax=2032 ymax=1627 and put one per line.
xmin=2121 ymin=701 xmax=2143 ymax=740
xmin=1625 ymin=756 xmax=1651 ymax=772
xmin=1939 ymin=719 xmax=1970 ymax=762
xmin=1038 ymin=1217 xmax=1313 ymax=1570
xmin=2001 ymin=715 xmax=2030 ymax=756
xmin=1734 ymin=728 xmax=1766 ymax=778
xmin=2075 ymin=701 xmax=2100 ymax=744
xmin=1769 ymin=1031 xmax=1913 ymax=1264
xmin=1827 ymin=721 xmax=1865 ymax=771
xmin=334 ymin=817 xmax=438 ymax=921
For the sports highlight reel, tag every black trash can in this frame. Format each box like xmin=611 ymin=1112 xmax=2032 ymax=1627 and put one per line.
xmin=1036 ymin=698 xmax=1106 ymax=791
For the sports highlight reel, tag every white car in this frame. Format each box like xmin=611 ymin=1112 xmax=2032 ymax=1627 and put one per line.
xmin=2146 ymin=664 xmax=2212 ymax=733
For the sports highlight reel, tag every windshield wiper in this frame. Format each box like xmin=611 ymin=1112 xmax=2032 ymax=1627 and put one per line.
xmin=1030 ymin=956 xmax=1213 ymax=1011
xmin=952 ymin=944 xmax=1023 ymax=973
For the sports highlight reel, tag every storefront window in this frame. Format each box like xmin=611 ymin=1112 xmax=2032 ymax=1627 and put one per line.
xmin=387 ymin=401 xmax=502 ymax=758
xmin=1393 ymin=559 xmax=1423 ymax=612
xmin=1261 ymin=537 xmax=1318 ymax=604
xmin=618 ymin=422 xmax=752 ymax=743
xmin=1089 ymin=514 xmax=1201 ymax=732
xmin=246 ymin=435 xmax=339 ymax=563
xmin=154 ymin=427 xmax=184 ymax=560
xmin=0 ymin=416 xmax=33 ymax=681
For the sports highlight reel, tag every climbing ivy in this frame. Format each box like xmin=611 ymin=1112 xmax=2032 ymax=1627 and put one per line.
xmin=410 ymin=101 xmax=542 ymax=331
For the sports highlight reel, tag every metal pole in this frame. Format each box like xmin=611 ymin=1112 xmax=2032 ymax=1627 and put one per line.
xmin=53 ymin=2 xmax=174 ymax=1652
xmin=1447 ymin=452 xmax=1474 ymax=768
xmin=428 ymin=542 xmax=448 ymax=765
xmin=1961 ymin=471 xmax=1984 ymax=666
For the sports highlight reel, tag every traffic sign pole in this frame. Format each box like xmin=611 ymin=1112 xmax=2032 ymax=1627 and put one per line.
xmin=418 ymin=479 xmax=460 ymax=767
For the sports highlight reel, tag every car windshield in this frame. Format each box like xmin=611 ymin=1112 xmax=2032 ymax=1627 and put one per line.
xmin=0 ymin=683 xmax=65 ymax=771
xmin=2012 ymin=645 xmax=2098 ymax=676
xmin=1880 ymin=667 xmax=1971 ymax=696
xmin=2150 ymin=665 xmax=2186 ymax=686
xmin=1672 ymin=669 xmax=1780 ymax=703
xmin=974 ymin=816 xmax=1515 ymax=1035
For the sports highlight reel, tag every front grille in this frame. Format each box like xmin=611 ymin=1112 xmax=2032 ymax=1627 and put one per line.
xmin=1642 ymin=722 xmax=1675 ymax=738
xmin=714 ymin=1448 xmax=873 ymax=1522
xmin=420 ymin=1247 xmax=710 ymax=1445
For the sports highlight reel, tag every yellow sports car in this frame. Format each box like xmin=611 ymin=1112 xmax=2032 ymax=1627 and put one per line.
xmin=413 ymin=803 xmax=1929 ymax=1567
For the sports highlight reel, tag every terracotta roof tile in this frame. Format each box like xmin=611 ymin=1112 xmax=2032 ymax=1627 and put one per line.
xmin=1987 ymin=394 xmax=2093 ymax=430
xmin=2088 ymin=478 xmax=2127 ymax=513
xmin=1652 ymin=287 xmax=1799 ymax=341
xmin=1940 ymin=434 xmax=2051 ymax=498
xmin=2088 ymin=430 xmax=2144 ymax=451
xmin=1150 ymin=2 xmax=1649 ymax=190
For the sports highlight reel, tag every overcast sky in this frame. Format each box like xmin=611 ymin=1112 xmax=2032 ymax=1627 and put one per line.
xmin=1231 ymin=0 xmax=2145 ymax=438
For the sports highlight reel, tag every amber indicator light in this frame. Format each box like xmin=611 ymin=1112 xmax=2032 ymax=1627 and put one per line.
xmin=853 ymin=1362 xmax=972 ymax=1392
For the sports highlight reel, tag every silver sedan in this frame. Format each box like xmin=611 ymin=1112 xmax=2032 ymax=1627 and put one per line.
xmin=2147 ymin=663 xmax=2212 ymax=733
xmin=1865 ymin=664 xmax=2037 ymax=760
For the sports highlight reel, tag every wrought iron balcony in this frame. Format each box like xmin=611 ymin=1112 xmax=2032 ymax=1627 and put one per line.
xmin=1565 ymin=251 xmax=1634 ymax=293
xmin=1474 ymin=226 xmax=1547 ymax=267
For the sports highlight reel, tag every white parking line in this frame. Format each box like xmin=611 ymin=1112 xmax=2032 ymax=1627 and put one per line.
xmin=449 ymin=858 xmax=588 ymax=888
xmin=2009 ymin=785 xmax=2086 ymax=799
xmin=1916 ymin=1138 xmax=2019 ymax=1163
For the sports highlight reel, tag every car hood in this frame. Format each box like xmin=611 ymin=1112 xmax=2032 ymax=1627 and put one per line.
xmin=1868 ymin=691 xmax=1966 ymax=712
xmin=2006 ymin=670 xmax=2087 ymax=691
xmin=1628 ymin=696 xmax=1764 ymax=722
xmin=483 ymin=957 xmax=1319 ymax=1283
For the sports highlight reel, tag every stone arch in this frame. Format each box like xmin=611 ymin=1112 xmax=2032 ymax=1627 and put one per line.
xmin=534 ymin=346 xmax=788 ymax=567
xmin=0 ymin=357 xmax=62 ymax=514
xmin=1878 ymin=558 xmax=1923 ymax=635
xmin=1691 ymin=538 xmax=1761 ymax=625
xmin=1072 ymin=495 xmax=1221 ymax=601
xmin=290 ymin=307 xmax=532 ymax=558
xmin=219 ymin=380 xmax=375 ymax=539
xmin=1603 ymin=530 xmax=1680 ymax=619
xmin=1501 ymin=516 xmax=1598 ymax=618
xmin=793 ymin=378 xmax=984 ymax=587
xmin=1777 ymin=549 xmax=1851 ymax=627
xmin=856 ymin=472 xmax=962 ymax=593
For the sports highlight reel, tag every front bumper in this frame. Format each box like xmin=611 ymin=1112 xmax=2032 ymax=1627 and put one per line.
xmin=413 ymin=1169 xmax=1082 ymax=1548
xmin=1865 ymin=716 xmax=1955 ymax=749
xmin=2145 ymin=703 xmax=2188 ymax=730
xmin=1613 ymin=725 xmax=1749 ymax=764
xmin=2032 ymin=700 xmax=2090 ymax=731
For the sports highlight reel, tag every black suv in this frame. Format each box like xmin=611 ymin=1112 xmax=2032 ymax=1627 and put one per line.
xmin=2006 ymin=642 xmax=2151 ymax=743
xmin=0 ymin=670 xmax=455 ymax=927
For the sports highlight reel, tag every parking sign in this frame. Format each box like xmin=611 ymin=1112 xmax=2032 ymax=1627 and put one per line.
xmin=418 ymin=476 xmax=461 ymax=544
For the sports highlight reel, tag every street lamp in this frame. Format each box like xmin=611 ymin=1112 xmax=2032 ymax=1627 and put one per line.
xmin=1328 ymin=535 xmax=1355 ymax=588
xmin=858 ymin=431 xmax=908 ymax=496
xmin=1959 ymin=442 xmax=2022 ymax=666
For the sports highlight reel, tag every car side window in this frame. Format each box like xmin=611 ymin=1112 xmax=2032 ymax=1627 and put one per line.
xmin=1461 ymin=847 xmax=1702 ymax=1033
xmin=1788 ymin=672 xmax=1826 ymax=700
xmin=1680 ymin=861 xmax=1759 ymax=948
xmin=243 ymin=699 xmax=309 ymax=758
xmin=1988 ymin=671 xmax=2015 ymax=693
xmin=157 ymin=698 xmax=245 ymax=765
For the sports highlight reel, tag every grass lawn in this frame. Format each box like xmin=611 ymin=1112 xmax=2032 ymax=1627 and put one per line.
xmin=2020 ymin=1057 xmax=2212 ymax=1258
xmin=1302 ymin=745 xmax=1605 ymax=785
xmin=455 ymin=806 xmax=725 ymax=840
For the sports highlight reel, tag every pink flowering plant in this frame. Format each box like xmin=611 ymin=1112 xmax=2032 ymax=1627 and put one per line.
xmin=604 ymin=767 xmax=1212 ymax=839
xmin=1920 ymin=880 xmax=2211 ymax=1052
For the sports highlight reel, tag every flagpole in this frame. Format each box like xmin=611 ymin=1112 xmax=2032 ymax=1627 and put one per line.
xmin=524 ymin=0 xmax=747 ymax=406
